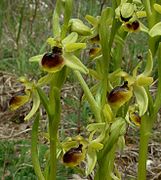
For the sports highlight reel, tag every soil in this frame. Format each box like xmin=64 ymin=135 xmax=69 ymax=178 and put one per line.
xmin=0 ymin=71 xmax=161 ymax=179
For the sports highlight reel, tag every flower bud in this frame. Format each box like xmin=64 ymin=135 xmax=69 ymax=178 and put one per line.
xmin=69 ymin=19 xmax=92 ymax=36
xmin=108 ymin=81 xmax=132 ymax=108
xmin=63 ymin=144 xmax=84 ymax=167
xmin=41 ymin=46 xmax=65 ymax=73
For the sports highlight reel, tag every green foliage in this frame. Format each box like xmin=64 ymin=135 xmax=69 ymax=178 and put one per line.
xmin=5 ymin=0 xmax=161 ymax=180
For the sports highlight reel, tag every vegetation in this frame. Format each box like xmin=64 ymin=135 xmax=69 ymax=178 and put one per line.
xmin=1 ymin=0 xmax=161 ymax=179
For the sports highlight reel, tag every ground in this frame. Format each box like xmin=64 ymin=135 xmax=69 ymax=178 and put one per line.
xmin=0 ymin=71 xmax=161 ymax=180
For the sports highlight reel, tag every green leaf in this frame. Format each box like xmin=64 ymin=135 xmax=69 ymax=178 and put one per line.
xmin=134 ymin=86 xmax=148 ymax=116
xmin=24 ymin=89 xmax=40 ymax=121
xmin=29 ymin=54 xmax=44 ymax=62
xmin=64 ymin=54 xmax=89 ymax=74
xmin=62 ymin=32 xmax=78 ymax=44
xmin=149 ymin=22 xmax=161 ymax=37
xmin=86 ymin=148 xmax=97 ymax=176
xmin=31 ymin=112 xmax=45 ymax=180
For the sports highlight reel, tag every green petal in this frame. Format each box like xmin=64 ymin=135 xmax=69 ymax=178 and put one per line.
xmin=64 ymin=54 xmax=89 ymax=74
xmin=62 ymin=32 xmax=78 ymax=44
xmin=29 ymin=54 xmax=44 ymax=62
xmin=46 ymin=37 xmax=57 ymax=47
xmin=64 ymin=43 xmax=86 ymax=52
xmin=24 ymin=89 xmax=40 ymax=121
xmin=134 ymin=86 xmax=148 ymax=116
xmin=142 ymin=50 xmax=153 ymax=76
xmin=154 ymin=3 xmax=161 ymax=14
xmin=136 ymin=11 xmax=147 ymax=18
xmin=149 ymin=22 xmax=161 ymax=37
xmin=86 ymin=148 xmax=97 ymax=176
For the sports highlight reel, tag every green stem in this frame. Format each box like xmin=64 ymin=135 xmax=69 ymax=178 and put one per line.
xmin=137 ymin=115 xmax=152 ymax=180
xmin=31 ymin=113 xmax=45 ymax=180
xmin=95 ymin=145 xmax=116 ymax=180
xmin=61 ymin=0 xmax=73 ymax=39
xmin=48 ymin=87 xmax=61 ymax=180
xmin=74 ymin=70 xmax=101 ymax=122
xmin=154 ymin=43 xmax=161 ymax=114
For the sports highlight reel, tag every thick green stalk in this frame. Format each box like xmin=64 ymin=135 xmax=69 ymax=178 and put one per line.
xmin=137 ymin=115 xmax=152 ymax=180
xmin=48 ymin=87 xmax=61 ymax=180
xmin=74 ymin=70 xmax=101 ymax=122
xmin=31 ymin=113 xmax=45 ymax=180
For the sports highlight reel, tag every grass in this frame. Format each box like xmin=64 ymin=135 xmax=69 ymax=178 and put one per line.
xmin=0 ymin=139 xmax=78 ymax=179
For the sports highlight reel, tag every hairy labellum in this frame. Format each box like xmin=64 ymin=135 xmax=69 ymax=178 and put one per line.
xmin=125 ymin=20 xmax=140 ymax=32
xmin=129 ymin=112 xmax=141 ymax=126
xmin=90 ymin=34 xmax=100 ymax=43
xmin=9 ymin=95 xmax=29 ymax=110
xmin=63 ymin=144 xmax=84 ymax=167
xmin=41 ymin=48 xmax=65 ymax=73
xmin=108 ymin=81 xmax=132 ymax=108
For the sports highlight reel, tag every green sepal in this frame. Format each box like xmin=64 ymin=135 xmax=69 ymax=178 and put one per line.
xmin=64 ymin=42 xmax=86 ymax=52
xmin=133 ymin=86 xmax=148 ymax=116
xmin=86 ymin=148 xmax=97 ymax=176
xmin=62 ymin=32 xmax=78 ymax=44
xmin=29 ymin=54 xmax=44 ymax=62
xmin=149 ymin=22 xmax=161 ymax=37
xmin=154 ymin=3 xmax=161 ymax=14
xmin=87 ymin=122 xmax=106 ymax=132
xmin=136 ymin=75 xmax=153 ymax=86
xmin=24 ymin=89 xmax=40 ymax=121
xmin=64 ymin=53 xmax=89 ymax=74
xmin=85 ymin=15 xmax=98 ymax=27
